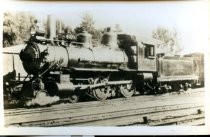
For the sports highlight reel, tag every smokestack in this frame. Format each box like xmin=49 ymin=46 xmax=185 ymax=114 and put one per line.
xmin=47 ymin=15 xmax=56 ymax=40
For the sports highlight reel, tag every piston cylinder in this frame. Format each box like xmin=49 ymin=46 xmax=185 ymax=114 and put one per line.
xmin=55 ymin=82 xmax=75 ymax=93
xmin=45 ymin=81 xmax=75 ymax=95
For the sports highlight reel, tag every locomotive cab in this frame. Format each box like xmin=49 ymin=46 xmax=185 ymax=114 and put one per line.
xmin=117 ymin=34 xmax=138 ymax=69
xmin=137 ymin=41 xmax=157 ymax=72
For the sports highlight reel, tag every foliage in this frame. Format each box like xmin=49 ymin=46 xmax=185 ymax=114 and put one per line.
xmin=3 ymin=11 xmax=122 ymax=47
xmin=3 ymin=12 xmax=16 ymax=47
xmin=74 ymin=12 xmax=103 ymax=44
xmin=3 ymin=11 xmax=36 ymax=47
xmin=152 ymin=27 xmax=182 ymax=55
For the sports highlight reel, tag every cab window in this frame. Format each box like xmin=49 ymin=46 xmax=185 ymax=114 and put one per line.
xmin=145 ymin=44 xmax=155 ymax=59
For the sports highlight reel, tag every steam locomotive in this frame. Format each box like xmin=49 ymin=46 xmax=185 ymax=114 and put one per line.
xmin=17 ymin=16 xmax=202 ymax=103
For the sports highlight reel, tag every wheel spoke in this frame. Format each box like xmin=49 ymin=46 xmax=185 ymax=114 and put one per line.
xmin=120 ymin=84 xmax=134 ymax=98
xmin=68 ymin=94 xmax=79 ymax=103
xmin=92 ymin=77 xmax=108 ymax=101
xmin=93 ymin=88 xmax=107 ymax=101
xmin=35 ymin=90 xmax=48 ymax=99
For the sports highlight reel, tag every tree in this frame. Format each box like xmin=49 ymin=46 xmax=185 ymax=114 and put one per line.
xmin=15 ymin=12 xmax=36 ymax=44
xmin=80 ymin=12 xmax=95 ymax=33
xmin=74 ymin=12 xmax=95 ymax=34
xmin=3 ymin=11 xmax=36 ymax=47
xmin=152 ymin=27 xmax=182 ymax=55
xmin=74 ymin=12 xmax=103 ymax=44
xmin=3 ymin=12 xmax=16 ymax=47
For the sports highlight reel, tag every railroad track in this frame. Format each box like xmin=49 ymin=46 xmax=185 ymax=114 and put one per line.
xmin=5 ymin=87 xmax=203 ymax=113
xmin=4 ymin=88 xmax=205 ymax=127
xmin=75 ymin=103 xmax=204 ymax=126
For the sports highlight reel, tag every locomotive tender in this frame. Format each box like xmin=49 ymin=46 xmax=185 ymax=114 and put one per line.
xmin=19 ymin=16 xmax=199 ymax=103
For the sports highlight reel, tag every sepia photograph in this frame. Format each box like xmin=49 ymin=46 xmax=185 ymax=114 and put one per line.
xmin=0 ymin=0 xmax=209 ymax=135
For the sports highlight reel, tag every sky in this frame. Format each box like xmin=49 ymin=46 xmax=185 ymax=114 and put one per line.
xmin=1 ymin=1 xmax=209 ymax=54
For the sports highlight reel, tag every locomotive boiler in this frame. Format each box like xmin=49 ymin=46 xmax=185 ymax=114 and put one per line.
xmin=19 ymin=15 xmax=199 ymax=103
xmin=20 ymin=29 xmax=132 ymax=101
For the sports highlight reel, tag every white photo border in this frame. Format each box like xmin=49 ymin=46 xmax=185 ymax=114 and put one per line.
xmin=0 ymin=0 xmax=209 ymax=135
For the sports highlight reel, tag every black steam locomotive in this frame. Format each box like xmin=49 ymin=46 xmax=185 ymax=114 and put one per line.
xmin=16 ymin=17 xmax=203 ymax=103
